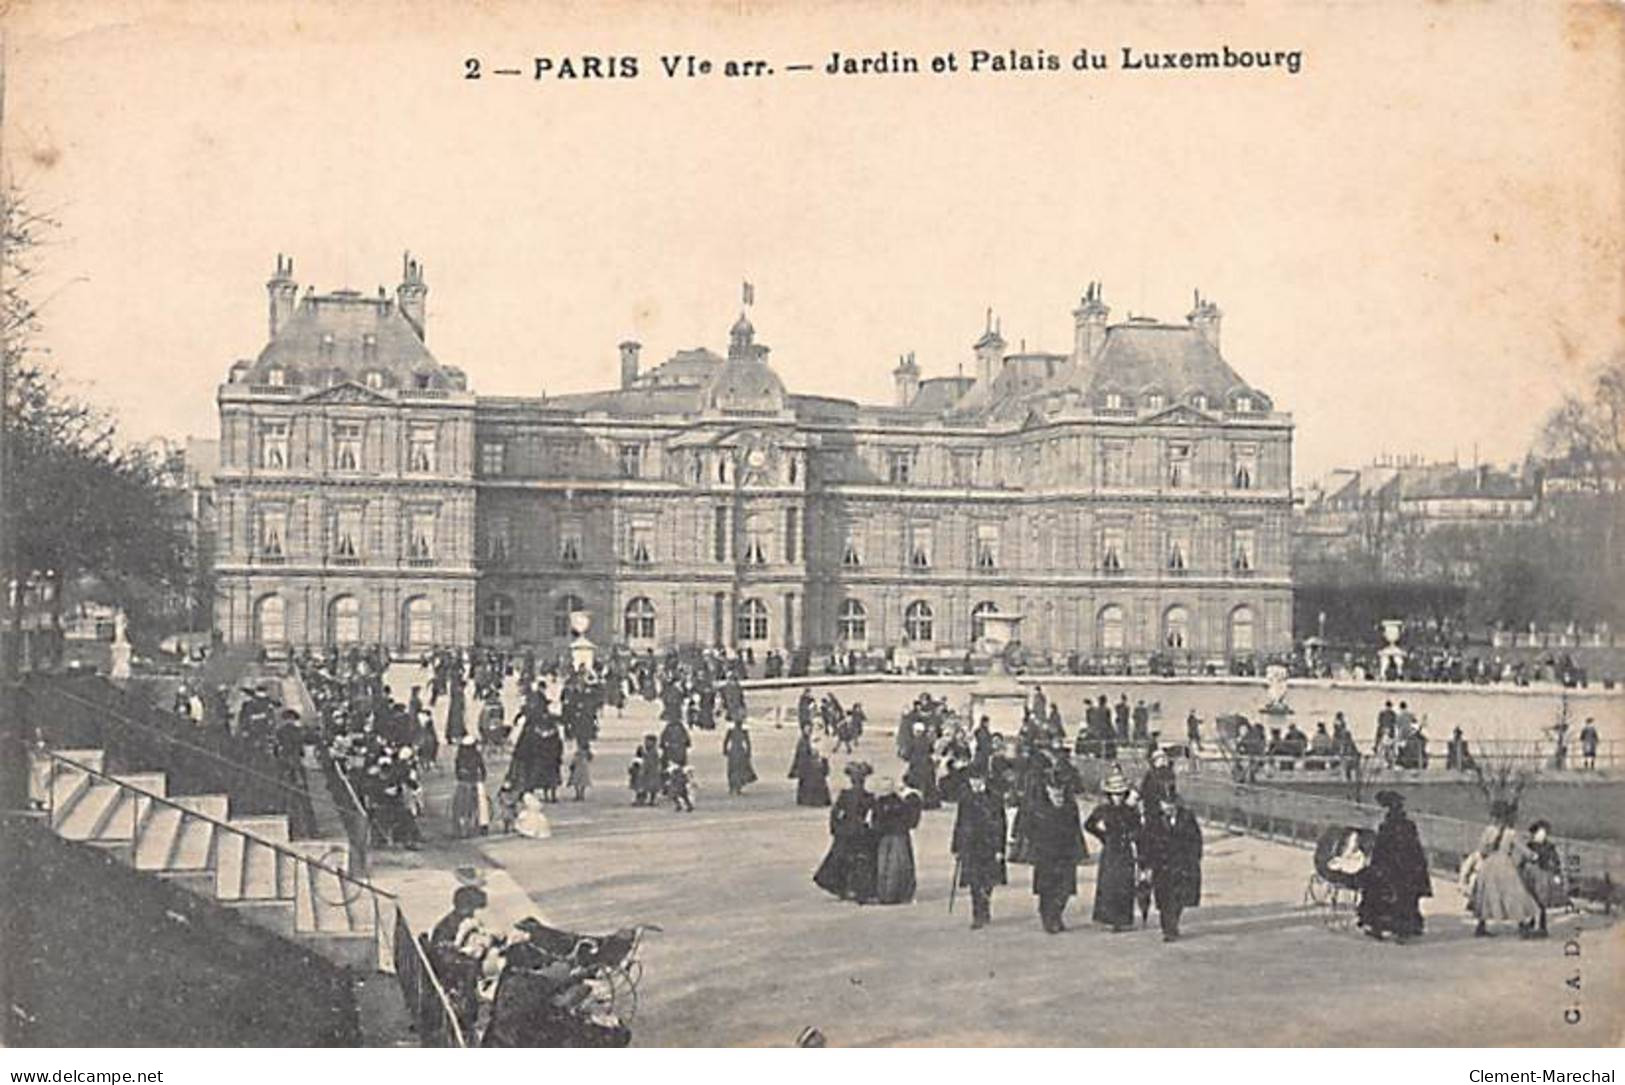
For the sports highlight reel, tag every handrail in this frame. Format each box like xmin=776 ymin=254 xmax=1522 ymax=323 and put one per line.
xmin=29 ymin=681 xmax=313 ymax=804
xmin=37 ymin=744 xmax=467 ymax=1047
xmin=40 ymin=748 xmax=379 ymax=898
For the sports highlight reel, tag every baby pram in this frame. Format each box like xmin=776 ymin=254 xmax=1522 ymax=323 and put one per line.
xmin=1304 ymin=824 xmax=1375 ymax=930
xmin=481 ymin=920 xmax=657 ymax=1047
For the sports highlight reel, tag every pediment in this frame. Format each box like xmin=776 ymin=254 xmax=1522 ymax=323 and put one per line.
xmin=1144 ymin=404 xmax=1215 ymax=426
xmin=301 ymin=381 xmax=392 ymax=405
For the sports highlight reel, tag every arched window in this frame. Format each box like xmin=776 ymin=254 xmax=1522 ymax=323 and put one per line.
xmin=403 ymin=596 xmax=434 ymax=648
xmin=1164 ymin=604 xmax=1190 ymax=650
xmin=329 ymin=595 xmax=361 ymax=645
xmin=837 ymin=599 xmax=867 ymax=644
xmin=624 ymin=596 xmax=657 ymax=641
xmin=971 ymin=600 xmax=999 ymax=642
xmin=1097 ymin=604 xmax=1125 ymax=652
xmin=904 ymin=600 xmax=934 ymax=643
xmin=554 ymin=593 xmax=585 ymax=638
xmin=481 ymin=595 xmax=515 ymax=640
xmin=737 ymin=598 xmax=768 ymax=642
xmin=1230 ymin=605 xmax=1256 ymax=655
xmin=255 ymin=595 xmax=286 ymax=644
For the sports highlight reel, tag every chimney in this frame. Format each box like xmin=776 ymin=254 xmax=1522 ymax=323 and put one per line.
xmin=619 ymin=340 xmax=642 ymax=389
xmin=266 ymin=253 xmax=298 ymax=338
xmin=397 ymin=250 xmax=428 ymax=341
xmin=973 ymin=310 xmax=1005 ymax=388
xmin=1186 ymin=289 xmax=1222 ymax=351
xmin=893 ymin=351 xmax=921 ymax=407
xmin=1072 ymin=281 xmax=1110 ymax=363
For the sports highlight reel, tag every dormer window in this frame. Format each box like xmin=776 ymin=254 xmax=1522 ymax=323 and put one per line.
xmin=266 ymin=367 xmax=285 ymax=387
xmin=415 ymin=372 xmax=432 ymax=390
xmin=1234 ymin=394 xmax=1254 ymax=413
xmin=1192 ymin=393 xmax=1209 ymax=410
xmin=1145 ymin=393 xmax=1165 ymax=411
xmin=364 ymin=370 xmax=384 ymax=390
xmin=1104 ymin=392 xmax=1124 ymax=411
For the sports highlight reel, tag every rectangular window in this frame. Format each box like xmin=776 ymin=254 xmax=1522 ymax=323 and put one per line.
xmin=713 ymin=506 xmax=728 ymax=562
xmin=408 ymin=424 xmax=437 ymax=473
xmin=260 ymin=421 xmax=290 ymax=470
xmin=1233 ymin=444 xmax=1258 ymax=490
xmin=618 ymin=443 xmax=643 ymax=480
xmin=333 ymin=506 xmax=363 ymax=563
xmin=480 ymin=441 xmax=506 ymax=477
xmin=909 ymin=524 xmax=933 ymax=569
xmin=628 ymin=519 xmax=654 ymax=565
xmin=1233 ymin=527 xmax=1257 ymax=572
xmin=784 ymin=507 xmax=799 ymax=564
xmin=555 ymin=442 xmax=577 ymax=477
xmin=952 ymin=451 xmax=977 ymax=487
xmin=1167 ymin=441 xmax=1192 ymax=488
xmin=1101 ymin=442 xmax=1127 ymax=487
xmin=559 ymin=520 xmax=582 ymax=566
xmin=975 ymin=524 xmax=1000 ymax=570
xmin=333 ymin=421 xmax=363 ymax=472
xmin=842 ymin=528 xmax=863 ymax=568
xmin=259 ymin=508 xmax=287 ymax=561
xmin=743 ymin=516 xmax=770 ymax=566
xmin=1104 ymin=392 xmax=1123 ymax=411
xmin=408 ymin=511 xmax=436 ymax=563
xmin=1166 ymin=523 xmax=1192 ymax=572
xmin=1101 ymin=525 xmax=1126 ymax=571
xmin=483 ymin=516 xmax=510 ymax=563
xmin=887 ymin=450 xmax=913 ymax=485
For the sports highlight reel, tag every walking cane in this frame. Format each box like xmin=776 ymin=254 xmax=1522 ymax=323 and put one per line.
xmin=949 ymin=855 xmax=962 ymax=914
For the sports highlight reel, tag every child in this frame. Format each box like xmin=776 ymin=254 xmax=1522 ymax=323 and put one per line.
xmin=664 ymin=762 xmax=696 ymax=813
xmin=493 ymin=782 xmax=521 ymax=834
xmin=629 ymin=734 xmax=662 ymax=806
xmin=568 ymin=740 xmax=593 ymax=801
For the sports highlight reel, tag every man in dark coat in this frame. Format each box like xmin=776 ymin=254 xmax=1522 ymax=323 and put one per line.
xmin=951 ymin=767 xmax=1008 ymax=929
xmin=1356 ymin=790 xmax=1432 ymax=942
xmin=1138 ymin=795 xmax=1203 ymax=941
xmin=1026 ymin=777 xmax=1087 ymax=933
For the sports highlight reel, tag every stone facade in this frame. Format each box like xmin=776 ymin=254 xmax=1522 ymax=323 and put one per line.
xmin=216 ymin=262 xmax=1293 ymax=667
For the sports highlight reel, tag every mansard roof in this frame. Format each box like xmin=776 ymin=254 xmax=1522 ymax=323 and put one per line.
xmin=245 ymin=291 xmax=463 ymax=390
xmin=1087 ymin=321 xmax=1256 ymax=401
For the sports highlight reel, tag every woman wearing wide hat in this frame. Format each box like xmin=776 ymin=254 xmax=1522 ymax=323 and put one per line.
xmin=813 ymin=761 xmax=878 ymax=903
xmin=1468 ymin=800 xmax=1538 ymax=937
xmin=1083 ymin=766 xmax=1140 ymax=931
xmin=1356 ymin=789 xmax=1432 ymax=942
xmin=872 ymin=777 xmax=923 ymax=904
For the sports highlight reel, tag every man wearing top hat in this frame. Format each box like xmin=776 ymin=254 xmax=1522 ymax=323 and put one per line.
xmin=951 ymin=765 xmax=1008 ymax=929
xmin=1138 ymin=794 xmax=1203 ymax=941
xmin=1025 ymin=774 xmax=1088 ymax=933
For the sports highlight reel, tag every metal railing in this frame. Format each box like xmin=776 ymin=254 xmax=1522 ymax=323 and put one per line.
xmin=33 ymin=747 xmax=467 ymax=1047
xmin=392 ymin=911 xmax=470 ymax=1048
xmin=1072 ymin=753 xmax=1624 ymax=885
xmin=21 ymin=680 xmax=319 ymax=835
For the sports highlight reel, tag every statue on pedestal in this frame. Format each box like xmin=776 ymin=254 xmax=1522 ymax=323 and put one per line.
xmin=109 ymin=610 xmax=133 ymax=681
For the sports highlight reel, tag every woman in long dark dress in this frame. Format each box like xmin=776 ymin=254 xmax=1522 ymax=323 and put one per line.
xmin=788 ymin=725 xmax=832 ymax=807
xmin=1356 ymin=789 xmax=1432 ymax=942
xmin=872 ymin=777 xmax=922 ymax=904
xmin=451 ymin=735 xmax=488 ymax=837
xmin=1083 ymin=767 xmax=1139 ymax=931
xmin=723 ymin=720 xmax=758 ymax=795
xmin=534 ymin=720 xmax=565 ymax=803
xmin=813 ymin=762 xmax=878 ymax=902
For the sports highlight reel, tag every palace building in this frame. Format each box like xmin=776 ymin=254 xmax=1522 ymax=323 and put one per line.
xmin=214 ymin=259 xmax=1294 ymax=668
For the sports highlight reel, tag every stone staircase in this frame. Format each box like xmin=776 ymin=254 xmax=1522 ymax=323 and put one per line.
xmin=31 ymin=747 xmax=388 ymax=971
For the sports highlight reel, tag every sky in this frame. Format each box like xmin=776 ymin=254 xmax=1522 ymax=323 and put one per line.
xmin=5 ymin=0 xmax=1622 ymax=482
